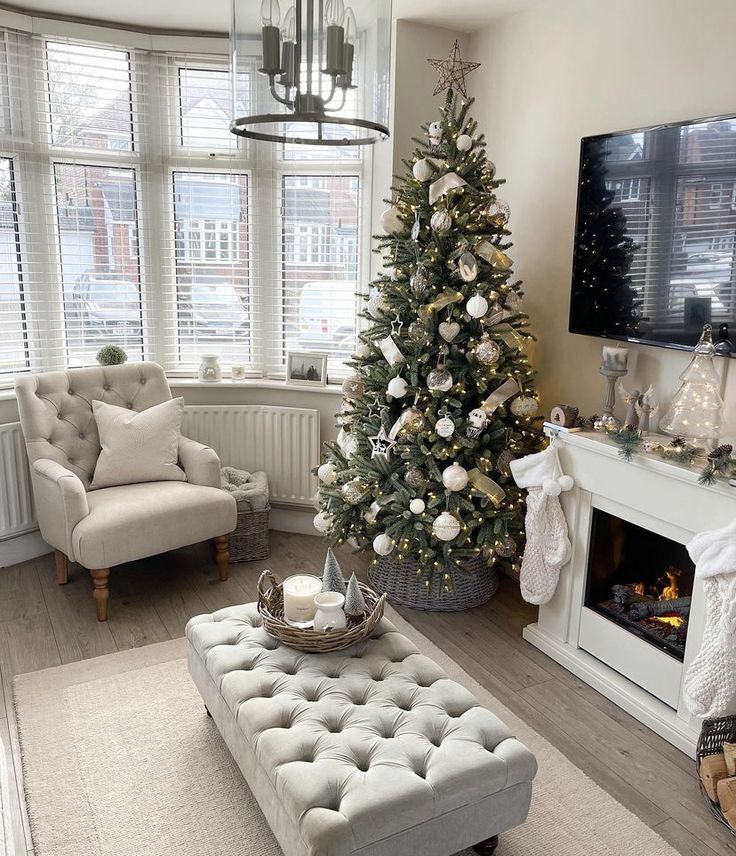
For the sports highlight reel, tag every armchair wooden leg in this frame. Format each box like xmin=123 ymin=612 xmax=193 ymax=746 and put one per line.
xmin=90 ymin=568 xmax=111 ymax=621
xmin=54 ymin=550 xmax=69 ymax=585
xmin=214 ymin=535 xmax=230 ymax=582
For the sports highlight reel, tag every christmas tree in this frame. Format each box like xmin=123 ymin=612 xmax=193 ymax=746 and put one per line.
xmin=569 ymin=138 xmax=641 ymax=338
xmin=659 ymin=324 xmax=724 ymax=442
xmin=314 ymin=82 xmax=542 ymax=595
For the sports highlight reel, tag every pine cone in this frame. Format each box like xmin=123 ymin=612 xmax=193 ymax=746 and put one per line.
xmin=708 ymin=444 xmax=733 ymax=461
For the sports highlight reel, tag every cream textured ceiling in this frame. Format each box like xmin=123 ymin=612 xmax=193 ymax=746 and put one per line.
xmin=1 ymin=0 xmax=550 ymax=34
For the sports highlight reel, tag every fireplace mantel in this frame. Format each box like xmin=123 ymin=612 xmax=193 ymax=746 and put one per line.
xmin=523 ymin=429 xmax=736 ymax=758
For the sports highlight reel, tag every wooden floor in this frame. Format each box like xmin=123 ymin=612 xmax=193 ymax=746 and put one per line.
xmin=1 ymin=532 xmax=735 ymax=856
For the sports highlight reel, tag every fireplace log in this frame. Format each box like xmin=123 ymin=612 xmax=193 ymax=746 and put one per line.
xmin=701 ymin=754 xmax=730 ymax=802
xmin=723 ymin=744 xmax=736 ymax=777
xmin=717 ymin=777 xmax=736 ymax=823
xmin=629 ymin=597 xmax=691 ymax=621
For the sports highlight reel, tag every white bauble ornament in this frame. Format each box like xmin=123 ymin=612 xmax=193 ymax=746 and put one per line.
xmin=342 ymin=433 xmax=359 ymax=458
xmin=466 ymin=293 xmax=489 ymax=319
xmin=476 ymin=335 xmax=501 ymax=365
xmin=317 ymin=462 xmax=337 ymax=484
xmin=355 ymin=340 xmax=370 ymax=358
xmin=373 ymin=533 xmax=395 ymax=556
xmin=380 ymin=205 xmax=404 ymax=235
xmin=458 ymin=252 xmax=478 ymax=282
xmin=342 ymin=479 xmax=365 ymax=504
xmin=438 ymin=321 xmax=460 ymax=342
xmin=387 ymin=376 xmax=408 ymax=398
xmin=433 ymin=511 xmax=461 ymax=542
xmin=412 ymin=158 xmax=434 ymax=182
xmin=427 ymin=366 xmax=453 ymax=392
xmin=435 ymin=415 xmax=455 ymax=438
xmin=430 ymin=210 xmax=452 ymax=233
xmin=456 ymin=134 xmax=473 ymax=152
xmin=342 ymin=374 xmax=364 ymax=399
xmin=409 ymin=498 xmax=426 ymax=514
xmin=367 ymin=290 xmax=388 ymax=318
xmin=428 ymin=121 xmax=443 ymax=148
xmin=510 ymin=395 xmax=539 ymax=418
xmin=313 ymin=511 xmax=333 ymax=534
xmin=442 ymin=462 xmax=469 ymax=492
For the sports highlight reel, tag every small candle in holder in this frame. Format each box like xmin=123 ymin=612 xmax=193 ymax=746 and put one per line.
xmin=282 ymin=574 xmax=322 ymax=628
xmin=231 ymin=364 xmax=246 ymax=381
xmin=601 ymin=346 xmax=629 ymax=372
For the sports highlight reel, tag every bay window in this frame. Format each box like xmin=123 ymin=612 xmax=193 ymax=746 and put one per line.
xmin=0 ymin=24 xmax=369 ymax=385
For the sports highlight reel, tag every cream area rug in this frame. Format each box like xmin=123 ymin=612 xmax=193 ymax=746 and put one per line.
xmin=13 ymin=607 xmax=679 ymax=856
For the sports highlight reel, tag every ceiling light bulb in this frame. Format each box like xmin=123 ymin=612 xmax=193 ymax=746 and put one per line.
xmin=261 ymin=0 xmax=281 ymax=27
xmin=325 ymin=0 xmax=345 ymax=27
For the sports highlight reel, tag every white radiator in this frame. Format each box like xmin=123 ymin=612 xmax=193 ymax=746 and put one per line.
xmin=0 ymin=423 xmax=35 ymax=540
xmin=182 ymin=405 xmax=320 ymax=507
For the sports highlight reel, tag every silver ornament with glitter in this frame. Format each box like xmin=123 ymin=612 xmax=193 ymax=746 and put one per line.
xmin=341 ymin=374 xmax=365 ymax=399
xmin=341 ymin=479 xmax=366 ymax=505
xmin=430 ymin=210 xmax=452 ymax=233
xmin=435 ymin=415 xmax=455 ymax=438
xmin=487 ymin=198 xmax=511 ymax=226
xmin=405 ymin=468 xmax=427 ymax=489
xmin=476 ymin=335 xmax=501 ymax=365
xmin=411 ymin=267 xmax=430 ymax=297
xmin=510 ymin=395 xmax=539 ymax=418
xmin=495 ymin=534 xmax=517 ymax=558
xmin=427 ymin=365 xmax=453 ymax=392
xmin=408 ymin=319 xmax=430 ymax=341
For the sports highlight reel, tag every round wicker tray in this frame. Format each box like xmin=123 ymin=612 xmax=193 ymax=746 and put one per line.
xmin=256 ymin=570 xmax=386 ymax=653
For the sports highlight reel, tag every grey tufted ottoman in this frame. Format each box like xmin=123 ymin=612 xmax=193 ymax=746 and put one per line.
xmin=186 ymin=604 xmax=537 ymax=856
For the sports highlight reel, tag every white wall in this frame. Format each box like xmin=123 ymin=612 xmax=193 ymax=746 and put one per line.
xmin=469 ymin=0 xmax=736 ymax=438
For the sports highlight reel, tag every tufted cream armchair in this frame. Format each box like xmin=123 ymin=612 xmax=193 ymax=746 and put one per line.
xmin=15 ymin=362 xmax=237 ymax=621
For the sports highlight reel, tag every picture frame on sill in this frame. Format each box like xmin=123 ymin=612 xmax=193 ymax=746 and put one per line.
xmin=286 ymin=351 xmax=328 ymax=387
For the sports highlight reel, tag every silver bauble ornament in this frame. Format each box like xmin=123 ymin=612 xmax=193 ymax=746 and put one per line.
xmin=341 ymin=433 xmax=359 ymax=458
xmin=405 ymin=468 xmax=427 ymax=489
xmin=380 ymin=205 xmax=404 ymax=235
xmin=466 ymin=293 xmax=489 ymax=319
xmin=433 ymin=511 xmax=461 ymax=542
xmin=435 ymin=415 xmax=455 ymax=438
xmin=355 ymin=340 xmax=370 ymax=358
xmin=367 ymin=290 xmax=388 ymax=318
xmin=442 ymin=462 xmax=469 ymax=492
xmin=387 ymin=376 xmax=409 ymax=398
xmin=487 ymin=161 xmax=497 ymax=179
xmin=412 ymin=158 xmax=434 ymax=182
xmin=342 ymin=479 xmax=365 ymax=504
xmin=430 ymin=210 xmax=452 ymax=233
xmin=427 ymin=366 xmax=453 ymax=392
xmin=408 ymin=320 xmax=430 ymax=341
xmin=410 ymin=267 xmax=430 ymax=297
xmin=409 ymin=498 xmax=426 ymax=514
xmin=373 ymin=533 xmax=395 ymax=556
xmin=458 ymin=251 xmax=478 ymax=282
xmin=341 ymin=374 xmax=364 ymax=399
xmin=510 ymin=395 xmax=539 ymax=418
xmin=487 ymin=198 xmax=511 ymax=226
xmin=313 ymin=511 xmax=333 ymax=534
xmin=456 ymin=134 xmax=473 ymax=151
xmin=317 ymin=462 xmax=337 ymax=484
xmin=476 ymin=335 xmax=501 ymax=365
xmin=495 ymin=534 xmax=517 ymax=558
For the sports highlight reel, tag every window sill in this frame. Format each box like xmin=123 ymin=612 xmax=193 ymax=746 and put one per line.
xmin=168 ymin=377 xmax=345 ymax=395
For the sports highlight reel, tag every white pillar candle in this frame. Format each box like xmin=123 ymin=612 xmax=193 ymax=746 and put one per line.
xmin=282 ymin=574 xmax=322 ymax=628
xmin=601 ymin=346 xmax=629 ymax=372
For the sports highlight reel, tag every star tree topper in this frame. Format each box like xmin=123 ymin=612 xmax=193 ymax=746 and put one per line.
xmin=428 ymin=41 xmax=481 ymax=98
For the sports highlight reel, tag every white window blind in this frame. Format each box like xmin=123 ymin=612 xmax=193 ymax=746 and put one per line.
xmin=0 ymin=24 xmax=370 ymax=383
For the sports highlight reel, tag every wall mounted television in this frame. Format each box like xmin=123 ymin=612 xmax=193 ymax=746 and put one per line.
xmin=569 ymin=113 xmax=736 ymax=356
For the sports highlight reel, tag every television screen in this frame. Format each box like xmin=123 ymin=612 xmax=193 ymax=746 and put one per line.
xmin=569 ymin=115 xmax=736 ymax=356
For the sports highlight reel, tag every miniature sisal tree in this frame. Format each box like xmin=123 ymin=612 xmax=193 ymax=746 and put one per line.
xmin=313 ymin=88 xmax=542 ymax=596
xmin=321 ymin=548 xmax=346 ymax=594
xmin=344 ymin=573 xmax=367 ymax=617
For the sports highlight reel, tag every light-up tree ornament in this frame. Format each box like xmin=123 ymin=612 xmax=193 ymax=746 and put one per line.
xmin=659 ymin=324 xmax=724 ymax=443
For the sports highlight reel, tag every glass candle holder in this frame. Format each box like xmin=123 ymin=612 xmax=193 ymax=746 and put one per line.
xmin=282 ymin=574 xmax=322 ymax=628
xmin=231 ymin=364 xmax=246 ymax=381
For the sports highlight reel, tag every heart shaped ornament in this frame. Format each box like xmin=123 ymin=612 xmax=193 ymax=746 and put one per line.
xmin=439 ymin=321 xmax=461 ymax=342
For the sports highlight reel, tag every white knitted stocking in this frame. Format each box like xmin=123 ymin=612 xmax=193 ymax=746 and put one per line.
xmin=684 ymin=576 xmax=736 ymax=718
xmin=519 ymin=488 xmax=572 ymax=606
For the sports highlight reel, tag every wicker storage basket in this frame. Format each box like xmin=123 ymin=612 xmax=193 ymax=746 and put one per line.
xmin=230 ymin=505 xmax=270 ymax=562
xmin=368 ymin=555 xmax=500 ymax=611
xmin=696 ymin=714 xmax=736 ymax=835
xmin=257 ymin=570 xmax=386 ymax=653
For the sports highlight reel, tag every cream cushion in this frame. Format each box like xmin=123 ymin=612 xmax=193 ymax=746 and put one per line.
xmin=91 ymin=397 xmax=186 ymax=489
xmin=73 ymin=481 xmax=236 ymax=569
xmin=187 ymin=605 xmax=537 ymax=856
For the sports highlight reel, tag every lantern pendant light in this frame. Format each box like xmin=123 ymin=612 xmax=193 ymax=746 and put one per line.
xmin=230 ymin=0 xmax=392 ymax=146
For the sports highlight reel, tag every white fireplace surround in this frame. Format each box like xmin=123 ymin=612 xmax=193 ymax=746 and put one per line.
xmin=523 ymin=429 xmax=736 ymax=758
